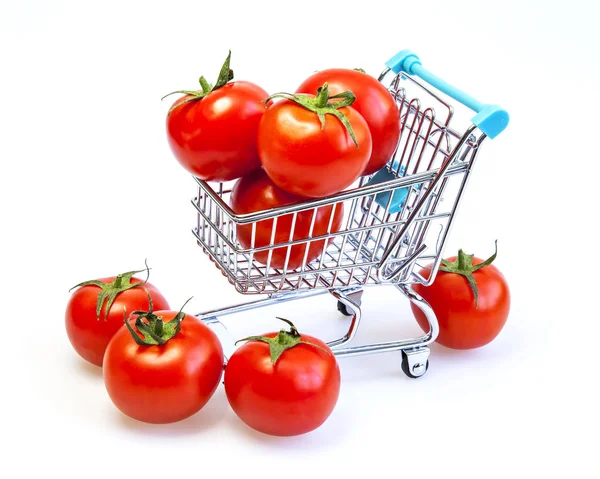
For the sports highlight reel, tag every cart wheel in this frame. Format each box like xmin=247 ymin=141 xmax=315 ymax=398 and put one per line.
xmin=337 ymin=300 xmax=354 ymax=316
xmin=401 ymin=350 xmax=429 ymax=379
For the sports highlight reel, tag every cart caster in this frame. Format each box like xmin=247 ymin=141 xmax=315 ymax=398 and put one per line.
xmin=337 ymin=300 xmax=353 ymax=316
xmin=335 ymin=288 xmax=363 ymax=317
xmin=401 ymin=348 xmax=430 ymax=379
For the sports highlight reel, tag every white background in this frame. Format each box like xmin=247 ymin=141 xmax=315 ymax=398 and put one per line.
xmin=1 ymin=0 xmax=598 ymax=477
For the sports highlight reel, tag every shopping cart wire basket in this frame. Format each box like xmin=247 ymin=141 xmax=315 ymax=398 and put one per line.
xmin=191 ymin=49 xmax=509 ymax=378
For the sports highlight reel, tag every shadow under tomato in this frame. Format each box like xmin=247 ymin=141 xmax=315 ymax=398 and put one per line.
xmin=428 ymin=342 xmax=480 ymax=357
xmin=225 ymin=403 xmax=351 ymax=449
xmin=75 ymin=356 xmax=104 ymax=379
xmin=114 ymin=385 xmax=229 ymax=437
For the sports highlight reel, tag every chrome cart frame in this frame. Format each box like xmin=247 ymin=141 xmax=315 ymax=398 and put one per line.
xmin=192 ymin=49 xmax=508 ymax=378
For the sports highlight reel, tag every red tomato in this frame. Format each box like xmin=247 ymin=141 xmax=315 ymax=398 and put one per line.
xmin=411 ymin=247 xmax=510 ymax=350
xmin=65 ymin=271 xmax=169 ymax=367
xmin=297 ymin=69 xmax=401 ymax=176
xmin=257 ymin=86 xmax=372 ymax=198
xmin=103 ymin=309 xmax=224 ymax=424
xmin=224 ymin=318 xmax=340 ymax=436
xmin=166 ymin=81 xmax=268 ymax=181
xmin=230 ymin=169 xmax=344 ymax=270
xmin=165 ymin=53 xmax=268 ymax=182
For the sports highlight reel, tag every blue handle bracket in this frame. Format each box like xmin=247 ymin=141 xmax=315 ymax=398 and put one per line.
xmin=385 ymin=50 xmax=509 ymax=139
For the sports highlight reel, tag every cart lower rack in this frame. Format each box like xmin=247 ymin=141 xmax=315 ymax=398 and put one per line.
xmin=191 ymin=49 xmax=508 ymax=378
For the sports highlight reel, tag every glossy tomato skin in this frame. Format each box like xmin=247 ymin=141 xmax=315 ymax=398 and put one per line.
xmin=257 ymin=97 xmax=372 ymax=198
xmin=297 ymin=69 xmax=401 ymax=176
xmin=224 ymin=333 xmax=340 ymax=436
xmin=166 ymin=81 xmax=268 ymax=182
xmin=230 ymin=169 xmax=344 ymax=269
xmin=103 ymin=311 xmax=224 ymax=424
xmin=65 ymin=277 xmax=169 ymax=367
xmin=411 ymin=257 xmax=511 ymax=350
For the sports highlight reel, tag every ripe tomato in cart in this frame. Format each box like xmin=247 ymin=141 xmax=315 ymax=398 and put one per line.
xmin=65 ymin=265 xmax=170 ymax=367
xmin=411 ymin=243 xmax=510 ymax=350
xmin=296 ymin=68 xmax=401 ymax=176
xmin=257 ymin=83 xmax=372 ymax=198
xmin=103 ymin=299 xmax=224 ymax=424
xmin=165 ymin=51 xmax=269 ymax=182
xmin=224 ymin=318 xmax=341 ymax=436
xmin=230 ymin=169 xmax=344 ymax=270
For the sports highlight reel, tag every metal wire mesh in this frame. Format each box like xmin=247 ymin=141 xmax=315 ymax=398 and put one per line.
xmin=192 ymin=70 xmax=484 ymax=294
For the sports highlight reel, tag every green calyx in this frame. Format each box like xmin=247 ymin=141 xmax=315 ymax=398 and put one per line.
xmin=69 ymin=261 xmax=150 ymax=321
xmin=235 ymin=317 xmax=331 ymax=365
xmin=438 ymin=240 xmax=498 ymax=308
xmin=124 ymin=294 xmax=193 ymax=346
xmin=162 ymin=50 xmax=234 ymax=114
xmin=266 ymin=82 xmax=360 ymax=148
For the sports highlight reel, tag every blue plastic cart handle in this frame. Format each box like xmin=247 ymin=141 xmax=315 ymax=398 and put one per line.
xmin=385 ymin=50 xmax=509 ymax=138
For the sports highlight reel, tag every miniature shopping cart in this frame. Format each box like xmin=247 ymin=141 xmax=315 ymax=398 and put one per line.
xmin=191 ymin=49 xmax=509 ymax=378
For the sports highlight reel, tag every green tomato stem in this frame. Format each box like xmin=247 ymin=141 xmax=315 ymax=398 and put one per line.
xmin=162 ymin=51 xmax=234 ymax=115
xmin=438 ymin=240 xmax=498 ymax=309
xmin=265 ymin=83 xmax=359 ymax=147
xmin=124 ymin=294 xmax=193 ymax=346
xmin=235 ymin=317 xmax=331 ymax=365
xmin=69 ymin=260 xmax=151 ymax=320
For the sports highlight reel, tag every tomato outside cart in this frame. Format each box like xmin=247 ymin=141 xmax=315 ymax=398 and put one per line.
xmin=189 ymin=49 xmax=509 ymax=378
